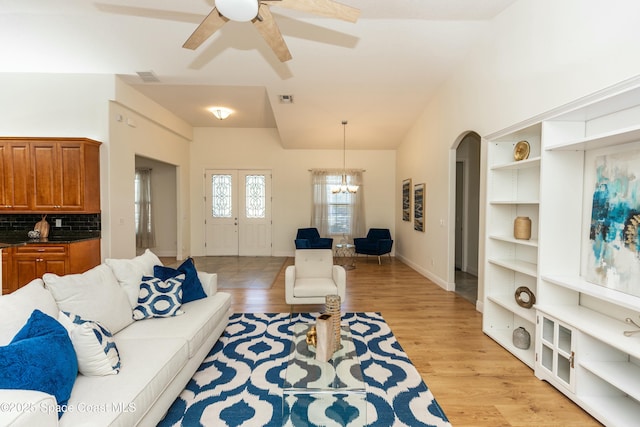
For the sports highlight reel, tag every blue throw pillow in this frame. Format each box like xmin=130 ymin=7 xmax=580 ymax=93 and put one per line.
xmin=154 ymin=257 xmax=206 ymax=303
xmin=0 ymin=309 xmax=78 ymax=417
xmin=133 ymin=275 xmax=185 ymax=320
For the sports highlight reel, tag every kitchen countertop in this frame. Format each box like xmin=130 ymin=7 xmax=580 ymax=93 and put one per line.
xmin=0 ymin=231 xmax=100 ymax=248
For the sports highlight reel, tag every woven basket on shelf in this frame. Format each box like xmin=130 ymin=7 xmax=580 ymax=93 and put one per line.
xmin=514 ymin=216 xmax=532 ymax=240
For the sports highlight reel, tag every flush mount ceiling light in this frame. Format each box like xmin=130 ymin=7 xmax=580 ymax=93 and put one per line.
xmin=215 ymin=0 xmax=259 ymax=22
xmin=332 ymin=120 xmax=358 ymax=194
xmin=208 ymin=107 xmax=232 ymax=120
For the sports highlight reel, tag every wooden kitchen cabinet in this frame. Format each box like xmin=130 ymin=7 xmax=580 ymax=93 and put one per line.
xmin=0 ymin=137 xmax=100 ymax=212
xmin=0 ymin=140 xmax=32 ymax=211
xmin=13 ymin=244 xmax=68 ymax=289
xmin=1 ymin=247 xmax=15 ymax=295
xmin=31 ymin=138 xmax=101 ymax=213
xmin=1 ymin=239 xmax=101 ymax=294
xmin=68 ymin=238 xmax=101 ymax=274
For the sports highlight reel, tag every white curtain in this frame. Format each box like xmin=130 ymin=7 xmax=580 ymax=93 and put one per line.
xmin=310 ymin=169 xmax=365 ymax=241
xmin=135 ymin=168 xmax=156 ymax=249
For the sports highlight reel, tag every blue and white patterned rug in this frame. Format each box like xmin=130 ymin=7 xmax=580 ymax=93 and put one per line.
xmin=158 ymin=312 xmax=451 ymax=427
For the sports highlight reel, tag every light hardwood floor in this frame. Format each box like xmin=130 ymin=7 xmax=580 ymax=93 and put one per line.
xmin=185 ymin=256 xmax=602 ymax=427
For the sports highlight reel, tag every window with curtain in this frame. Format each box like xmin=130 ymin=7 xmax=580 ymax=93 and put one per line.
xmin=311 ymin=169 xmax=365 ymax=241
xmin=135 ymin=168 xmax=156 ymax=248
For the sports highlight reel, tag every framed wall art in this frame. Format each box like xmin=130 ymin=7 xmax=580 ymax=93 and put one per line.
xmin=414 ymin=183 xmax=425 ymax=232
xmin=402 ymin=178 xmax=411 ymax=221
xmin=586 ymin=150 xmax=640 ymax=297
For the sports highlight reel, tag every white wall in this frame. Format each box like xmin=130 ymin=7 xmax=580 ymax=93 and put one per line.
xmin=395 ymin=0 xmax=640 ymax=300
xmin=190 ymin=127 xmax=396 ymax=256
xmin=108 ymin=100 xmax=191 ymax=259
xmin=0 ymin=73 xmax=114 ymax=257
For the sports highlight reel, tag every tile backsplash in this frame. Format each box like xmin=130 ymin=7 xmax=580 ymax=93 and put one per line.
xmin=0 ymin=214 xmax=101 ymax=233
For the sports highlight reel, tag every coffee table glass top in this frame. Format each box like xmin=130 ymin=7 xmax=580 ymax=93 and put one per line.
xmin=283 ymin=323 xmax=365 ymax=393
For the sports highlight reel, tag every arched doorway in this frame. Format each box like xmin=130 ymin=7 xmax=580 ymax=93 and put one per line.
xmin=451 ymin=132 xmax=480 ymax=305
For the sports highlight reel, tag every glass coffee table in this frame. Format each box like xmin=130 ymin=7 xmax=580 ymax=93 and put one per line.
xmin=282 ymin=323 xmax=366 ymax=426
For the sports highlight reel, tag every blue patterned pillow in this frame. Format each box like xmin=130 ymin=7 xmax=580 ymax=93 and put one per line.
xmin=59 ymin=312 xmax=120 ymax=376
xmin=0 ymin=310 xmax=77 ymax=417
xmin=133 ymin=275 xmax=185 ymax=320
xmin=154 ymin=257 xmax=207 ymax=303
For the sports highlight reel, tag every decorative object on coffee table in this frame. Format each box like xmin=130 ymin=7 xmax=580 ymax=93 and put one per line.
xmin=325 ymin=294 xmax=341 ymax=351
xmin=514 ymin=216 xmax=531 ymax=240
xmin=315 ymin=313 xmax=334 ymax=362
xmin=512 ymin=326 xmax=531 ymax=349
xmin=305 ymin=325 xmax=317 ymax=347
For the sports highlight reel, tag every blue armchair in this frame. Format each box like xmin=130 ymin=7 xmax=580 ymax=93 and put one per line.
xmin=354 ymin=228 xmax=393 ymax=264
xmin=295 ymin=228 xmax=333 ymax=249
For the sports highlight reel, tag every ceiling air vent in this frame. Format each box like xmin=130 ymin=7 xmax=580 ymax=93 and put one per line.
xmin=279 ymin=94 xmax=294 ymax=104
xmin=136 ymin=71 xmax=160 ymax=83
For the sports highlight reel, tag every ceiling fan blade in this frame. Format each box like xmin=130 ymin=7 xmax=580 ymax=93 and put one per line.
xmin=263 ymin=0 xmax=360 ymax=23
xmin=183 ymin=7 xmax=229 ymax=50
xmin=253 ymin=5 xmax=292 ymax=62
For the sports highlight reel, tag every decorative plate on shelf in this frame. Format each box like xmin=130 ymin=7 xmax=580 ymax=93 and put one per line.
xmin=513 ymin=140 xmax=530 ymax=161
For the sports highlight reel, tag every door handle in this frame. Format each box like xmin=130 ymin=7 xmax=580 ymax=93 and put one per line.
xmin=569 ymin=351 xmax=575 ymax=369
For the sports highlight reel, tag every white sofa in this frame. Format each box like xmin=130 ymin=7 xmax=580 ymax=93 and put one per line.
xmin=0 ymin=250 xmax=232 ymax=427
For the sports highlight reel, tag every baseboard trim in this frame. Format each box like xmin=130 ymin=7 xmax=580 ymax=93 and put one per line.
xmin=395 ymin=254 xmax=452 ymax=292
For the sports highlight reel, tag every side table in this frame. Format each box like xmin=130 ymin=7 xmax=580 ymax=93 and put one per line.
xmin=335 ymin=243 xmax=356 ymax=270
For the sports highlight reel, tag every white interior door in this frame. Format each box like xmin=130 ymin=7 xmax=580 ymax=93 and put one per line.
xmin=205 ymin=169 xmax=271 ymax=256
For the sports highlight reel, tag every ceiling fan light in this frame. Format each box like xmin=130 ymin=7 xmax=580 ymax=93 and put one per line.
xmin=215 ymin=0 xmax=259 ymax=22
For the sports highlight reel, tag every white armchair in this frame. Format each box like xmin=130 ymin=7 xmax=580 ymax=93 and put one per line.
xmin=285 ymin=249 xmax=346 ymax=305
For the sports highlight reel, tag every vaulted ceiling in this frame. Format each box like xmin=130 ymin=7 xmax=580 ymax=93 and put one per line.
xmin=1 ymin=0 xmax=517 ymax=149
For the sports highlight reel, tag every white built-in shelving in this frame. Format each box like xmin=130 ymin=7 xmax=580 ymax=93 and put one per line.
xmin=483 ymin=123 xmax=541 ymax=368
xmin=483 ymin=79 xmax=640 ymax=426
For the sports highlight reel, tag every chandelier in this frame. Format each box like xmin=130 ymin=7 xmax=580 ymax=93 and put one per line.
xmin=332 ymin=120 xmax=358 ymax=194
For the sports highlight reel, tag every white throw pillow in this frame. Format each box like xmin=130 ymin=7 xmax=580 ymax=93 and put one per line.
xmin=0 ymin=279 xmax=59 ymax=346
xmin=58 ymin=311 xmax=120 ymax=376
xmin=105 ymin=249 xmax=163 ymax=308
xmin=43 ymin=264 xmax=133 ymax=334
xmin=133 ymin=275 xmax=185 ymax=320
xmin=0 ymin=279 xmax=58 ymax=346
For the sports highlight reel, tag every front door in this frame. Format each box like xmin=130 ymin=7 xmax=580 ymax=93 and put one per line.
xmin=205 ymin=170 xmax=272 ymax=256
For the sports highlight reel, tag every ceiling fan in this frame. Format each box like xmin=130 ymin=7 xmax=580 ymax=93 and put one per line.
xmin=182 ymin=0 xmax=360 ymax=62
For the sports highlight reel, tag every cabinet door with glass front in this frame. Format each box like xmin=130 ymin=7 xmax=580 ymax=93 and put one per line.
xmin=535 ymin=312 xmax=576 ymax=393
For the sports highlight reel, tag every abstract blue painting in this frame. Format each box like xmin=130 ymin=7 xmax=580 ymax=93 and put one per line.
xmin=587 ymin=151 xmax=640 ymax=296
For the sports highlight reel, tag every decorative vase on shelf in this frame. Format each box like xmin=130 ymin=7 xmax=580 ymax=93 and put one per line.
xmin=514 ymin=216 xmax=531 ymax=240
xmin=513 ymin=327 xmax=531 ymax=349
